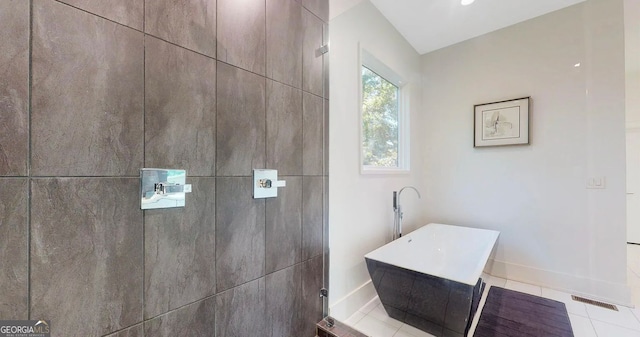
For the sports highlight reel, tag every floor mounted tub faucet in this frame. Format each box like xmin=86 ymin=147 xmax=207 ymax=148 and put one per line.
xmin=393 ymin=186 xmax=421 ymax=240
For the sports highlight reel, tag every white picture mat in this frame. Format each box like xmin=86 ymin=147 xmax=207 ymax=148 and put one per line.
xmin=474 ymin=97 xmax=529 ymax=147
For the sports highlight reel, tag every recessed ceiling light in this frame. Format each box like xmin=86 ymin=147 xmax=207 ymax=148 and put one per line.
xmin=461 ymin=0 xmax=475 ymax=5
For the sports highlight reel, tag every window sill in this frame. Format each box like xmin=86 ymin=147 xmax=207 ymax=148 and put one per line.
xmin=360 ymin=167 xmax=410 ymax=175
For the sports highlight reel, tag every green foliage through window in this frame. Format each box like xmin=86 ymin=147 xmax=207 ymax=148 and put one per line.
xmin=362 ymin=66 xmax=399 ymax=167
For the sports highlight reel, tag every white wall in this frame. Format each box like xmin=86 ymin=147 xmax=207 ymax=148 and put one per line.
xmin=625 ymin=0 xmax=640 ymax=126
xmin=328 ymin=0 xmax=425 ymax=319
xmin=625 ymin=0 xmax=640 ymax=251
xmin=421 ymin=0 xmax=629 ymax=304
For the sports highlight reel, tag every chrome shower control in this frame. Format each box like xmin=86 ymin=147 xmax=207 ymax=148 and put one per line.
xmin=253 ymin=169 xmax=286 ymax=199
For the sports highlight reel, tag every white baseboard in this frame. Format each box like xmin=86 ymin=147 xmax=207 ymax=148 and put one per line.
xmin=487 ymin=259 xmax=632 ymax=307
xmin=329 ymin=280 xmax=377 ymax=321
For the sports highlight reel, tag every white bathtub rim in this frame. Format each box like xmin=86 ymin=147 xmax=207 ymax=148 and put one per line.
xmin=364 ymin=223 xmax=500 ymax=286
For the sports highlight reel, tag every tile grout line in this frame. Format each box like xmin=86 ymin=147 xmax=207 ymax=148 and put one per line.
xmin=263 ymin=0 xmax=268 ymax=324
xmin=51 ymin=0 xmax=142 ymax=33
xmin=27 ymin=0 xmax=33 ymax=321
xmin=300 ymin=0 xmax=306 ymax=269
xmin=589 ymin=316 xmax=600 ymax=337
xmin=587 ymin=315 xmax=640 ymax=332
xmin=141 ymin=15 xmax=146 ymax=329
xmin=212 ymin=0 xmax=218 ymax=333
xmin=213 ymin=2 xmax=218 ymax=336
xmin=46 ymin=0 xmax=321 ymax=96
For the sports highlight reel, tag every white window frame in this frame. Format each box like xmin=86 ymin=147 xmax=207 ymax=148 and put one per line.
xmin=359 ymin=48 xmax=410 ymax=175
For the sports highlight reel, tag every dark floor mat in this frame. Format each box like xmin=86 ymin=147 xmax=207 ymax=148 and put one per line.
xmin=474 ymin=287 xmax=574 ymax=337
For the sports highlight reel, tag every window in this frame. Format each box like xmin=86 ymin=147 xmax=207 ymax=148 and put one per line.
xmin=360 ymin=49 xmax=409 ymax=173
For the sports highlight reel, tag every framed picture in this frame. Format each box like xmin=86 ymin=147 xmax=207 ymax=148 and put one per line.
xmin=474 ymin=97 xmax=530 ymax=147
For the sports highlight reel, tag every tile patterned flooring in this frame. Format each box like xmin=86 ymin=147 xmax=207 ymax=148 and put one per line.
xmin=343 ymin=244 xmax=640 ymax=337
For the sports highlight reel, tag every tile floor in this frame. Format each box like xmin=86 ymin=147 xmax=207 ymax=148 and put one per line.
xmin=342 ymin=244 xmax=640 ymax=337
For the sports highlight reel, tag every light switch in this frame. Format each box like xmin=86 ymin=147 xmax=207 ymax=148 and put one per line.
xmin=587 ymin=176 xmax=606 ymax=189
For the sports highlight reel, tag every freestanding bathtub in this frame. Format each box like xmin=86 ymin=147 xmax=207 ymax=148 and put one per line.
xmin=365 ymin=223 xmax=499 ymax=337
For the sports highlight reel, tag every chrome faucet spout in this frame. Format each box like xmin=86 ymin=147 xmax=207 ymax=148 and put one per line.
xmin=398 ymin=186 xmax=421 ymax=205
xmin=393 ymin=186 xmax=421 ymax=240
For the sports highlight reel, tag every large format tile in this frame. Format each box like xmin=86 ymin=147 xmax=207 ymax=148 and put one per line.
xmin=324 ymin=99 xmax=330 ymax=175
xmin=540 ymin=287 xmax=588 ymax=317
xmin=302 ymin=8 xmax=324 ymax=97
xmin=30 ymin=178 xmax=143 ymax=336
xmin=303 ymin=176 xmax=324 ymax=260
xmin=215 ymin=278 xmax=267 ymax=337
xmin=0 ymin=1 xmax=29 ymax=176
xmin=145 ymin=0 xmax=216 ymax=57
xmin=346 ymin=311 xmax=366 ymax=326
xmin=361 ymin=297 xmax=383 ymax=314
xmin=504 ymin=280 xmax=542 ymax=296
xmin=266 ymin=176 xmax=302 ymax=273
xmin=145 ymin=37 xmax=216 ymax=176
xmin=144 ymin=178 xmax=216 ymax=318
xmin=303 ymin=92 xmax=324 ymax=175
xmin=354 ymin=314 xmax=399 ymax=337
xmin=216 ymin=63 xmax=266 ymax=176
xmin=266 ymin=0 xmax=303 ymax=87
xmin=144 ymin=297 xmax=216 ymax=337
xmin=302 ymin=0 xmax=329 ymax=22
xmin=266 ymin=80 xmax=303 ymax=175
xmin=586 ymin=304 xmax=640 ymax=331
xmin=105 ymin=324 xmax=144 ymax=337
xmin=216 ymin=178 xmax=265 ymax=291
xmin=217 ymin=0 xmax=266 ymax=75
xmin=569 ymin=314 xmax=597 ymax=337
xmin=302 ymin=255 xmax=324 ymax=337
xmin=369 ymin=303 xmax=402 ymax=328
xmin=32 ymin=0 xmax=143 ymax=176
xmin=0 ymin=179 xmax=28 ymax=319
xmin=323 ymin=25 xmax=330 ymax=100
xmin=396 ymin=323 xmax=436 ymax=337
xmin=591 ymin=320 xmax=640 ymax=337
xmin=57 ymin=0 xmax=143 ymax=30
xmin=322 ymin=176 xmax=329 ymax=253
xmin=266 ymin=265 xmax=303 ymax=337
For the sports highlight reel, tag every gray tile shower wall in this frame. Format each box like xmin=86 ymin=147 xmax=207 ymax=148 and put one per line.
xmin=266 ymin=80 xmax=303 ymax=175
xmin=144 ymin=36 xmax=217 ymax=176
xmin=31 ymin=0 xmax=144 ymax=176
xmin=266 ymin=176 xmax=303 ymax=274
xmin=267 ymin=0 xmax=304 ymax=88
xmin=217 ymin=0 xmax=266 ymax=75
xmin=0 ymin=179 xmax=28 ymax=319
xmin=57 ymin=0 xmax=144 ymax=30
xmin=216 ymin=62 xmax=266 ymax=176
xmin=145 ymin=0 xmax=217 ymax=57
xmin=0 ymin=0 xmax=29 ymax=177
xmin=144 ymin=178 xmax=217 ymax=319
xmin=0 ymin=0 xmax=328 ymax=336
xmin=30 ymin=178 xmax=144 ymax=336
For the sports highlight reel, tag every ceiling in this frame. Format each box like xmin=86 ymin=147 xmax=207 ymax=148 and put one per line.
xmin=332 ymin=0 xmax=586 ymax=55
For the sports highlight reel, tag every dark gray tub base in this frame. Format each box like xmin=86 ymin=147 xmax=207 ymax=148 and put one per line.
xmin=366 ymin=258 xmax=485 ymax=337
